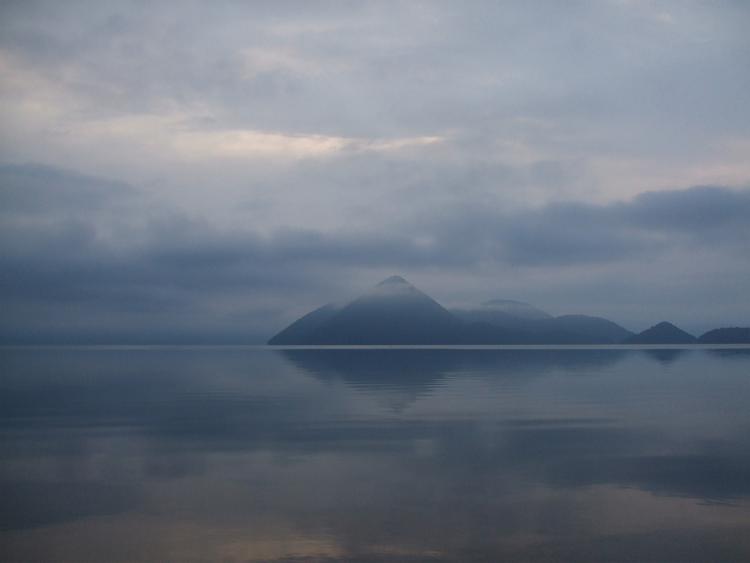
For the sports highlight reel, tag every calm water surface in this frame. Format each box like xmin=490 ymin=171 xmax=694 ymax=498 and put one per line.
xmin=1 ymin=346 xmax=749 ymax=562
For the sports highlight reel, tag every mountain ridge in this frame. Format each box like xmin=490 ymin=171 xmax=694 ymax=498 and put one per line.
xmin=270 ymin=276 xmax=633 ymax=345
xmin=698 ymin=327 xmax=750 ymax=344
xmin=268 ymin=276 xmax=744 ymax=345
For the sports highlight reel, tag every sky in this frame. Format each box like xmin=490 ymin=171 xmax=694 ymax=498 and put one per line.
xmin=1 ymin=0 xmax=748 ymax=343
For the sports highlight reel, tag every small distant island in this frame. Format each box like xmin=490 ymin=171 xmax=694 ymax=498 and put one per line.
xmin=268 ymin=276 xmax=749 ymax=345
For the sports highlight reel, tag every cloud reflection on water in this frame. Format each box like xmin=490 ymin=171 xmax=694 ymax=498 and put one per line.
xmin=0 ymin=347 xmax=749 ymax=562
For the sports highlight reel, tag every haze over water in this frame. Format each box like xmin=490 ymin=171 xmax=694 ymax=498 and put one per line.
xmin=2 ymin=346 xmax=749 ymax=562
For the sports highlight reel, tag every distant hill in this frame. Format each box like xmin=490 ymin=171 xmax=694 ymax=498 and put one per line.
xmin=698 ymin=327 xmax=750 ymax=344
xmin=626 ymin=321 xmax=696 ymax=344
xmin=452 ymin=300 xmax=632 ymax=344
xmin=269 ymin=276 xmax=633 ymax=345
xmin=545 ymin=315 xmax=633 ymax=344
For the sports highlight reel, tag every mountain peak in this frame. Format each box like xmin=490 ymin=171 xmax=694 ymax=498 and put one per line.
xmin=368 ymin=275 xmax=420 ymax=298
xmin=377 ymin=275 xmax=410 ymax=287
xmin=627 ymin=321 xmax=696 ymax=344
xmin=270 ymin=274 xmax=459 ymax=344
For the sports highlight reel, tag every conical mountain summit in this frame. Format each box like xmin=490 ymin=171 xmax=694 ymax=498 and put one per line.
xmin=268 ymin=276 xmax=460 ymax=345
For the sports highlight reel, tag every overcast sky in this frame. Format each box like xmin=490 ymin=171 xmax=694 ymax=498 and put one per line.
xmin=1 ymin=0 xmax=748 ymax=343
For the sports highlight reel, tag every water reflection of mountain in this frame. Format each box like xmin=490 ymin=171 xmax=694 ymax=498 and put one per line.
xmin=3 ymin=347 xmax=750 ymax=562
xmin=706 ymin=347 xmax=750 ymax=360
xmin=281 ymin=349 xmax=450 ymax=412
xmin=280 ymin=348 xmax=630 ymax=412
xmin=642 ymin=348 xmax=689 ymax=365
xmin=281 ymin=348 xmax=629 ymax=387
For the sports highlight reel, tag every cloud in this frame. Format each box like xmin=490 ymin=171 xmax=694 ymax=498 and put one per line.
xmin=626 ymin=186 xmax=750 ymax=234
xmin=172 ymin=129 xmax=444 ymax=159
xmin=417 ymin=184 xmax=750 ymax=267
xmin=0 ymin=163 xmax=135 ymax=214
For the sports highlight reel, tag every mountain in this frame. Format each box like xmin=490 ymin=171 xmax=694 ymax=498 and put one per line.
xmin=698 ymin=327 xmax=750 ymax=344
xmin=452 ymin=299 xmax=550 ymax=331
xmin=626 ymin=321 xmax=696 ymax=344
xmin=266 ymin=304 xmax=340 ymax=345
xmin=268 ymin=276 xmax=634 ymax=345
xmin=453 ymin=303 xmax=632 ymax=344
xmin=269 ymin=276 xmax=461 ymax=345
xmin=544 ymin=315 xmax=633 ymax=344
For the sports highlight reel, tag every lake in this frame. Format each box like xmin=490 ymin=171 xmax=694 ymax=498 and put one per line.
xmin=1 ymin=346 xmax=749 ymax=562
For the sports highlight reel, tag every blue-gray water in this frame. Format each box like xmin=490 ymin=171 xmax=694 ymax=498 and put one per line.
xmin=1 ymin=346 xmax=749 ymax=562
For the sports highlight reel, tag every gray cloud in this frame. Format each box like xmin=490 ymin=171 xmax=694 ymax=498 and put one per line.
xmin=0 ymin=163 xmax=135 ymax=214
xmin=1 ymin=1 xmax=748 ymax=143
xmin=405 ymin=184 xmax=750 ymax=271
xmin=626 ymin=186 xmax=750 ymax=235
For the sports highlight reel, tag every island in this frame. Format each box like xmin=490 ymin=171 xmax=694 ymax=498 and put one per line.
xmin=268 ymin=275 xmax=748 ymax=345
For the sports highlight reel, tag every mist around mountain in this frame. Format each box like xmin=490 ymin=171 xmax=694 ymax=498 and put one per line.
xmin=453 ymin=299 xmax=553 ymax=325
xmin=269 ymin=276 xmax=744 ymax=345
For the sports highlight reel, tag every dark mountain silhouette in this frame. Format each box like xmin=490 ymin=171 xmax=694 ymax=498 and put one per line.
xmin=268 ymin=276 xmax=634 ymax=345
xmin=267 ymin=304 xmax=340 ymax=345
xmin=452 ymin=302 xmax=547 ymax=343
xmin=698 ymin=327 xmax=750 ymax=344
xmin=453 ymin=300 xmax=632 ymax=344
xmin=269 ymin=276 xmax=461 ymax=345
xmin=626 ymin=321 xmax=696 ymax=344
xmin=545 ymin=315 xmax=632 ymax=344
xmin=454 ymin=314 xmax=633 ymax=344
